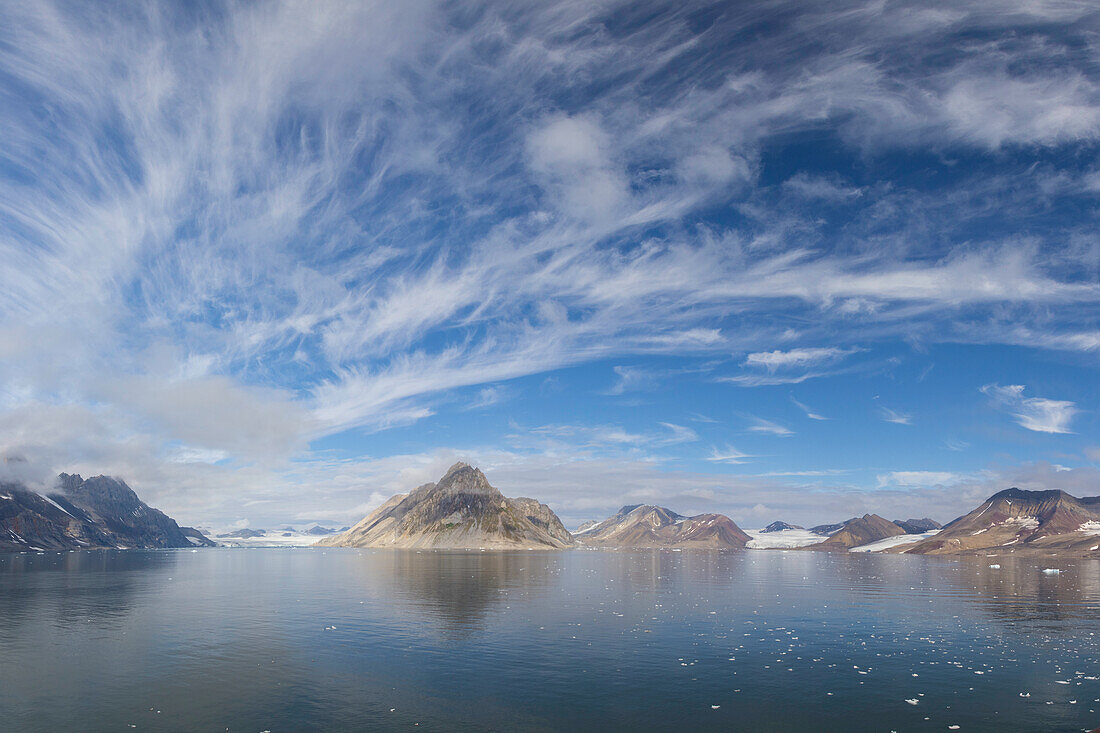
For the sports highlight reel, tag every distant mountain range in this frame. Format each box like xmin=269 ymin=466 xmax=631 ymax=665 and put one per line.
xmin=316 ymin=463 xmax=574 ymax=550
xmin=318 ymin=474 xmax=1099 ymax=556
xmin=1 ymin=473 xmax=212 ymax=551
xmin=215 ymin=525 xmax=347 ymax=540
xmin=4 ymin=465 xmax=1097 ymax=558
xmin=574 ymin=504 xmax=750 ymax=549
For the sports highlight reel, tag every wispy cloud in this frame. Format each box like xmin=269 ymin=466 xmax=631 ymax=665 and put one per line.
xmin=743 ymin=347 xmax=859 ymax=372
xmin=465 ymin=386 xmax=508 ymax=411
xmin=980 ymin=384 xmax=1078 ymax=434
xmin=876 ymin=471 xmax=967 ymax=487
xmin=725 ymin=346 xmax=864 ymax=386
xmin=658 ymin=423 xmax=699 ymax=445
xmin=878 ymin=406 xmax=912 ymax=425
xmin=707 ymin=446 xmax=754 ymax=464
xmin=791 ymin=396 xmax=828 ymax=421
xmin=747 ymin=417 xmax=794 ymax=437
xmin=1 ymin=0 xmax=1099 ymax=523
xmin=782 ymin=173 xmax=865 ymax=201
xmin=605 ymin=366 xmax=657 ymax=396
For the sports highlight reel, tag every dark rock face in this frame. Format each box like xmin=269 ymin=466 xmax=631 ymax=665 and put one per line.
xmin=1 ymin=474 xmax=197 ymax=552
xmin=1 ymin=484 xmax=108 ymax=550
xmin=180 ymin=527 xmax=217 ymax=547
xmin=317 ymin=463 xmax=574 ymax=549
xmin=57 ymin=474 xmax=193 ymax=548
xmin=893 ymin=517 xmax=942 ymax=534
xmin=577 ymin=504 xmax=750 ymax=549
xmin=762 ymin=521 xmax=804 ymax=533
xmin=305 ymin=526 xmax=338 ymax=536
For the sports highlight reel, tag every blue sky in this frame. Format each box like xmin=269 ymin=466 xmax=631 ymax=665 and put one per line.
xmin=1 ymin=0 xmax=1098 ymax=529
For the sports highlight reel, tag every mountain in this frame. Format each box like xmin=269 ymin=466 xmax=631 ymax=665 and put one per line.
xmin=809 ymin=521 xmax=846 ymax=536
xmin=316 ymin=463 xmax=574 ymax=550
xmin=180 ymin=526 xmax=217 ymax=547
xmin=893 ymin=517 xmax=942 ymax=534
xmin=1 ymin=473 xmax=197 ymax=551
xmin=574 ymin=504 xmax=750 ymax=549
xmin=574 ymin=519 xmax=600 ymax=534
xmin=900 ymin=488 xmax=1100 ymax=556
xmin=809 ymin=514 xmax=905 ymax=551
xmin=216 ymin=528 xmax=267 ymax=539
xmin=762 ymin=521 xmax=804 ymax=533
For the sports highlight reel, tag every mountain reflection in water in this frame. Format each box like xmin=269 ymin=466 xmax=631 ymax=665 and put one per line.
xmin=1 ymin=548 xmax=1098 ymax=732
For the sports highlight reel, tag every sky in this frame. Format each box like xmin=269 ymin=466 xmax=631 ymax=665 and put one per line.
xmin=1 ymin=0 xmax=1099 ymax=531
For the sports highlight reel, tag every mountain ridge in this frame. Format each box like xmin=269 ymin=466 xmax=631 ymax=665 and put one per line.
xmin=1 ymin=473 xmax=205 ymax=551
xmin=575 ymin=504 xmax=750 ymax=549
xmin=899 ymin=487 xmax=1100 ymax=556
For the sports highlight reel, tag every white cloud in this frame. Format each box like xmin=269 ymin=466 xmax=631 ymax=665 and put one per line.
xmin=876 ymin=471 xmax=966 ymax=488
xmin=707 ymin=446 xmax=753 ymax=464
xmin=465 ymin=386 xmax=508 ymax=411
xmin=782 ymin=173 xmax=864 ymax=201
xmin=747 ymin=417 xmax=794 ymax=437
xmin=658 ymin=423 xmax=699 ymax=445
xmin=980 ymin=383 xmax=1078 ymax=434
xmin=526 ymin=114 xmax=628 ymax=224
xmin=791 ymin=396 xmax=828 ymax=420
xmin=1 ymin=0 xmax=1099 ymax=524
xmin=727 ymin=346 xmax=864 ymax=387
xmin=743 ymin=347 xmax=857 ymax=372
xmin=606 ymin=366 xmax=657 ymax=395
xmin=879 ymin=406 xmax=912 ymax=425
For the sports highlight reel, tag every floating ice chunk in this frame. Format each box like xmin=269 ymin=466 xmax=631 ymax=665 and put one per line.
xmin=988 ymin=564 xmax=1000 ymax=569
xmin=905 ymin=698 xmax=919 ymax=705
xmin=1042 ymin=568 xmax=1061 ymax=575
xmin=710 ymin=705 xmax=720 ymax=709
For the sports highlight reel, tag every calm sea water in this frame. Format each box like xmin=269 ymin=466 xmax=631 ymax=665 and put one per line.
xmin=1 ymin=548 xmax=1098 ymax=732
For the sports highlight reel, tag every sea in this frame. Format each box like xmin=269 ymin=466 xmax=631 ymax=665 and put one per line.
xmin=1 ymin=547 xmax=1098 ymax=732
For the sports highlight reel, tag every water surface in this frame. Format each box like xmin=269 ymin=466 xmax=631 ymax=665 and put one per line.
xmin=1 ymin=548 xmax=1098 ymax=732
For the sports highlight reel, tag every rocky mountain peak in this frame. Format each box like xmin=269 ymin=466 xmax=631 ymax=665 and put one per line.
xmin=57 ymin=472 xmax=84 ymax=491
xmin=762 ymin=521 xmax=804 ymax=533
xmin=436 ymin=462 xmax=495 ymax=495
xmin=65 ymin=475 xmax=143 ymax=509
